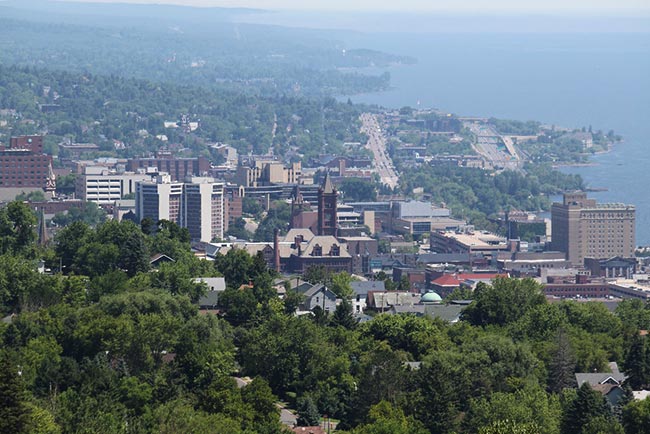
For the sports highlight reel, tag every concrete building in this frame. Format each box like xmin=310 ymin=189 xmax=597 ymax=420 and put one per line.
xmin=136 ymin=175 xmax=225 ymax=243
xmin=136 ymin=174 xmax=184 ymax=225
xmin=183 ymin=178 xmax=225 ymax=242
xmin=551 ymin=192 xmax=635 ymax=266
xmin=76 ymin=167 xmax=154 ymax=203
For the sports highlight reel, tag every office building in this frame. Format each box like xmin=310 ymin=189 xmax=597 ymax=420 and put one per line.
xmin=0 ymin=135 xmax=53 ymax=188
xmin=551 ymin=192 xmax=635 ymax=266
xmin=76 ymin=167 xmax=154 ymax=203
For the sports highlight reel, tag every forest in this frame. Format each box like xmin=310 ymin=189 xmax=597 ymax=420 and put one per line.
xmin=1 ymin=200 xmax=650 ymax=433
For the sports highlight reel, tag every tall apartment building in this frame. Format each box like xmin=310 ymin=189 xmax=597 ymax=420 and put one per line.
xmin=135 ymin=175 xmax=225 ymax=242
xmin=0 ymin=135 xmax=53 ymax=188
xmin=551 ymin=192 xmax=635 ymax=266
xmin=76 ymin=167 xmax=154 ymax=203
xmin=184 ymin=178 xmax=225 ymax=242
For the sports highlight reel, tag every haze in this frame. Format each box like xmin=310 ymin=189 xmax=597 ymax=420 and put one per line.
xmin=64 ymin=0 xmax=649 ymax=14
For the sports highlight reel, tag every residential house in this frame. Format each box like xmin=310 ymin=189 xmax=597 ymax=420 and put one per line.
xmin=350 ymin=280 xmax=385 ymax=313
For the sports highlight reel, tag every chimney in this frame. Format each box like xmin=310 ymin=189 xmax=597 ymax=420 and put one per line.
xmin=274 ymin=228 xmax=281 ymax=272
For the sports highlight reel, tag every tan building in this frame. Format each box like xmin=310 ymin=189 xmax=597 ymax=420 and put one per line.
xmin=551 ymin=192 xmax=635 ymax=266
xmin=236 ymin=159 xmax=301 ymax=187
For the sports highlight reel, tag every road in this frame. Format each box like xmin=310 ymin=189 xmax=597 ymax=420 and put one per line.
xmin=360 ymin=113 xmax=399 ymax=189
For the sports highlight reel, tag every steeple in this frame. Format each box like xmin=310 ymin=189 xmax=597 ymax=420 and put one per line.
xmin=322 ymin=171 xmax=335 ymax=194
xmin=317 ymin=171 xmax=338 ymax=237
xmin=45 ymin=161 xmax=56 ymax=197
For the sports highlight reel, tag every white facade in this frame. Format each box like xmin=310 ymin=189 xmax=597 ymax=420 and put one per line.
xmin=77 ymin=167 xmax=153 ymax=203
xmin=135 ymin=175 xmax=225 ymax=243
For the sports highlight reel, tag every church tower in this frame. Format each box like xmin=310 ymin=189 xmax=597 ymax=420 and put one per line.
xmin=317 ymin=172 xmax=338 ymax=237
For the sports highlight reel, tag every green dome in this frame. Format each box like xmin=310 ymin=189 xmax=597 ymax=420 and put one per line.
xmin=421 ymin=291 xmax=442 ymax=303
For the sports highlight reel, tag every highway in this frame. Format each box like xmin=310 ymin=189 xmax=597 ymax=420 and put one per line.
xmin=360 ymin=113 xmax=399 ymax=190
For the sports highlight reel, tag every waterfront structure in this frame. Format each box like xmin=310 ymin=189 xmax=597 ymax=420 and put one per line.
xmin=135 ymin=175 xmax=225 ymax=242
xmin=551 ymin=192 xmax=635 ymax=266
xmin=76 ymin=167 xmax=154 ymax=203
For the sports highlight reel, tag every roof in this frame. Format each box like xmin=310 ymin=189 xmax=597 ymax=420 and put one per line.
xmin=432 ymin=274 xmax=462 ymax=287
xmin=322 ymin=172 xmax=335 ymax=194
xmin=150 ymin=253 xmax=175 ymax=265
xmin=421 ymin=291 xmax=443 ymax=303
xmin=299 ymin=236 xmax=351 ymax=258
xmin=193 ymin=277 xmax=226 ymax=292
xmin=417 ymin=253 xmax=475 ymax=264
xmin=284 ymin=228 xmax=316 ymax=243
xmin=351 ymin=280 xmax=386 ymax=295
xmin=424 ymin=304 xmax=464 ymax=323
xmin=302 ymin=284 xmax=337 ymax=300
xmin=576 ymin=371 xmax=627 ymax=388
xmin=198 ymin=291 xmax=220 ymax=308
xmin=368 ymin=291 xmax=420 ymax=308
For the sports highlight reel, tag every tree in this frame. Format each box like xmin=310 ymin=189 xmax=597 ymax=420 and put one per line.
xmin=561 ymin=383 xmax=611 ymax=434
xmin=548 ymin=328 xmax=577 ymax=393
xmin=622 ymin=397 xmax=650 ymax=434
xmin=330 ymin=272 xmax=354 ymax=299
xmin=624 ymin=334 xmax=650 ymax=390
xmin=331 ymin=299 xmax=357 ymax=329
xmin=0 ymin=351 xmax=31 ymax=434
xmin=461 ymin=277 xmax=546 ymax=327
xmin=297 ymin=396 xmax=320 ymax=426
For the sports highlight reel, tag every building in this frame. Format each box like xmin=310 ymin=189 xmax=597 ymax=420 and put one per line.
xmin=58 ymin=143 xmax=100 ymax=158
xmin=0 ymin=135 xmax=53 ymax=189
xmin=391 ymin=201 xmax=464 ymax=236
xmin=317 ymin=173 xmax=338 ymax=236
xmin=76 ymin=167 xmax=154 ymax=203
xmin=183 ymin=178 xmax=226 ymax=242
xmin=136 ymin=175 xmax=225 ymax=243
xmin=430 ymin=230 xmax=508 ymax=255
xmin=127 ymin=153 xmax=210 ymax=181
xmin=236 ymin=157 xmax=301 ymax=187
xmin=9 ymin=135 xmax=43 ymax=153
xmin=551 ymin=192 xmax=635 ymax=266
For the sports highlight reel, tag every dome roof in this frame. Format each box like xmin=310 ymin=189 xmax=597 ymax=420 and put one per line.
xmin=420 ymin=291 xmax=442 ymax=303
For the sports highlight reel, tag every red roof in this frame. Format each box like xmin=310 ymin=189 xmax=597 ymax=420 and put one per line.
xmin=458 ymin=273 xmax=508 ymax=280
xmin=432 ymin=274 xmax=462 ymax=287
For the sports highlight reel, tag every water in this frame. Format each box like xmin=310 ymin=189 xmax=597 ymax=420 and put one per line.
xmin=338 ymin=32 xmax=650 ymax=244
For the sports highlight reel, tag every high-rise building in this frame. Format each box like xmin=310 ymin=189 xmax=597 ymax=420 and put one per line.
xmin=551 ymin=192 xmax=635 ymax=266
xmin=135 ymin=175 xmax=225 ymax=243
xmin=183 ymin=178 xmax=225 ymax=242
xmin=317 ymin=173 xmax=338 ymax=237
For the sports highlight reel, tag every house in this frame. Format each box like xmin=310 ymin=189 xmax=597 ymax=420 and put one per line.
xmin=150 ymin=253 xmax=175 ymax=268
xmin=575 ymin=362 xmax=629 ymax=406
xmin=297 ymin=283 xmax=338 ymax=313
xmin=194 ymin=277 xmax=226 ymax=310
xmin=366 ymin=291 xmax=420 ymax=312
xmin=350 ymin=280 xmax=385 ymax=313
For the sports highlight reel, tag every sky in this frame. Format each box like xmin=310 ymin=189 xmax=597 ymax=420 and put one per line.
xmin=65 ymin=0 xmax=650 ymax=14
